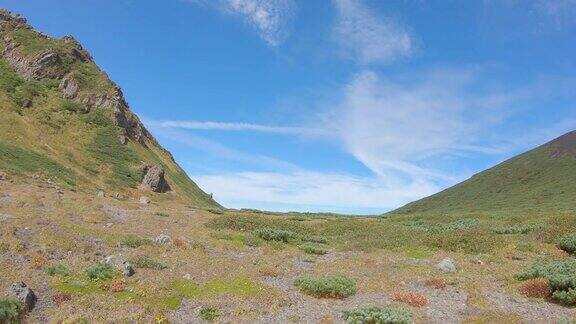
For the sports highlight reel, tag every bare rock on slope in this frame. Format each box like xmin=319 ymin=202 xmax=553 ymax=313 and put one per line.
xmin=5 ymin=282 xmax=37 ymax=312
xmin=436 ymin=258 xmax=457 ymax=273
xmin=105 ymin=254 xmax=135 ymax=277
xmin=140 ymin=165 xmax=170 ymax=193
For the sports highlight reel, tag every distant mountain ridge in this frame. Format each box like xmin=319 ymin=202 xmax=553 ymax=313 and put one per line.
xmin=391 ymin=131 xmax=576 ymax=215
xmin=0 ymin=9 xmax=219 ymax=208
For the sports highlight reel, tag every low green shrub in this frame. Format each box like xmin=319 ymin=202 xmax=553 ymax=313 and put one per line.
xmin=294 ymin=275 xmax=357 ymax=298
xmin=62 ymin=101 xmax=85 ymax=113
xmin=0 ymin=297 xmax=23 ymax=324
xmin=122 ymin=235 xmax=153 ymax=248
xmin=299 ymin=235 xmax=328 ymax=244
xmin=404 ymin=218 xmax=480 ymax=233
xmin=557 ymin=233 xmax=576 ymax=255
xmin=515 ymin=260 xmax=576 ymax=304
xmin=343 ymin=305 xmax=413 ymax=324
xmin=301 ymin=244 xmax=328 ymax=255
xmin=155 ymin=212 xmax=169 ymax=217
xmin=130 ymin=256 xmax=168 ymax=270
xmin=241 ymin=235 xmax=262 ymax=247
xmin=494 ymin=224 xmax=541 ymax=235
xmin=255 ymin=228 xmax=296 ymax=243
xmin=552 ymin=288 xmax=576 ymax=305
xmin=199 ymin=306 xmax=219 ymax=321
xmin=86 ymin=263 xmax=115 ymax=281
xmin=46 ymin=264 xmax=72 ymax=277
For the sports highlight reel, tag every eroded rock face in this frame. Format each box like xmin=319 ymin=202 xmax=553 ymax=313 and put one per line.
xmin=59 ymin=76 xmax=79 ymax=99
xmin=5 ymin=282 xmax=36 ymax=312
xmin=140 ymin=165 xmax=170 ymax=193
xmin=2 ymin=43 xmax=64 ymax=80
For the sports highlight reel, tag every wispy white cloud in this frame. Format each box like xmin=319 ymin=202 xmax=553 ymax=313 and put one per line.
xmin=147 ymin=120 xmax=328 ymax=136
xmin=535 ymin=0 xmax=576 ymax=29
xmin=333 ymin=0 xmax=413 ymax=65
xmin=188 ymin=0 xmax=296 ymax=46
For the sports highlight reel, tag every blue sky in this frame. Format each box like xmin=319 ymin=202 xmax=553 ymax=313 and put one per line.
xmin=2 ymin=0 xmax=576 ymax=214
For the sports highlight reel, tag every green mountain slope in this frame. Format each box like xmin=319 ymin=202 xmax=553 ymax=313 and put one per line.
xmin=391 ymin=131 xmax=576 ymax=215
xmin=0 ymin=10 xmax=219 ymax=208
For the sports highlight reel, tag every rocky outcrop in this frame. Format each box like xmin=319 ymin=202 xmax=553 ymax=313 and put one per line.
xmin=140 ymin=165 xmax=171 ymax=193
xmin=5 ymin=282 xmax=37 ymax=312
xmin=0 ymin=10 xmax=150 ymax=144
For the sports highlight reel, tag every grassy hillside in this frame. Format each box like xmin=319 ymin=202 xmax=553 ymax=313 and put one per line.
xmin=391 ymin=132 xmax=576 ymax=215
xmin=0 ymin=10 xmax=218 ymax=208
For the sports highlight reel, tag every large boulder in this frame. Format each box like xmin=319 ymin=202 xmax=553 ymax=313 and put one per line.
xmin=5 ymin=282 xmax=36 ymax=312
xmin=104 ymin=254 xmax=135 ymax=277
xmin=140 ymin=165 xmax=170 ymax=193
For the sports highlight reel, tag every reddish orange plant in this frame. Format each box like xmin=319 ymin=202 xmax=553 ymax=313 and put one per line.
xmin=393 ymin=292 xmax=429 ymax=307
xmin=518 ymin=278 xmax=551 ymax=298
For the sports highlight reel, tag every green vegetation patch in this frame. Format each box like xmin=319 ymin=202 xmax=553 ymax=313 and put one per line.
xmin=86 ymin=263 xmax=116 ymax=281
xmin=515 ymin=259 xmax=576 ymax=304
xmin=493 ymin=224 xmax=542 ymax=235
xmin=557 ymin=233 xmax=576 ymax=255
xmin=0 ymin=297 xmax=22 ymax=324
xmin=46 ymin=264 xmax=72 ymax=277
xmin=122 ymin=235 xmax=153 ymax=248
xmin=199 ymin=306 xmax=219 ymax=322
xmin=255 ymin=228 xmax=296 ymax=243
xmin=164 ymin=278 xmax=268 ymax=309
xmin=87 ymin=126 xmax=142 ymax=188
xmin=0 ymin=142 xmax=76 ymax=187
xmin=294 ymin=275 xmax=357 ymax=299
xmin=301 ymin=243 xmax=328 ymax=255
xmin=403 ymin=218 xmax=480 ymax=232
xmin=130 ymin=256 xmax=168 ymax=270
xmin=54 ymin=278 xmax=103 ymax=295
xmin=343 ymin=305 xmax=413 ymax=324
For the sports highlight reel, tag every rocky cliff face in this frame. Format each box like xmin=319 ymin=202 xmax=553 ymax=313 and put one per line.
xmin=0 ymin=9 xmax=149 ymax=144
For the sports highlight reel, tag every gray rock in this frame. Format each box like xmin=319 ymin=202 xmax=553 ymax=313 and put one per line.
xmin=20 ymin=99 xmax=31 ymax=108
xmin=153 ymin=234 xmax=172 ymax=244
xmin=5 ymin=282 xmax=36 ymax=312
xmin=59 ymin=76 xmax=79 ymax=99
xmin=0 ymin=213 xmax=13 ymax=222
xmin=437 ymin=258 xmax=457 ymax=272
xmin=140 ymin=165 xmax=170 ymax=193
xmin=139 ymin=196 xmax=151 ymax=204
xmin=118 ymin=135 xmax=128 ymax=145
xmin=97 ymin=190 xmax=105 ymax=198
xmin=0 ymin=171 xmax=7 ymax=181
xmin=104 ymin=254 xmax=135 ymax=277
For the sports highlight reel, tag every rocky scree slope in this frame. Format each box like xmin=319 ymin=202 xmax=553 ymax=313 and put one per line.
xmin=0 ymin=9 xmax=218 ymax=208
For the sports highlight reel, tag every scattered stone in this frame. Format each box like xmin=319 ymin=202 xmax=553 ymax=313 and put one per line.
xmin=118 ymin=135 xmax=128 ymax=145
xmin=139 ymin=196 xmax=151 ymax=205
xmin=97 ymin=190 xmax=105 ymax=198
xmin=0 ymin=171 xmax=7 ymax=181
xmin=0 ymin=213 xmax=14 ymax=222
xmin=140 ymin=165 xmax=170 ymax=193
xmin=470 ymin=258 xmax=484 ymax=265
xmin=436 ymin=258 xmax=457 ymax=273
xmin=104 ymin=254 xmax=135 ymax=277
xmin=5 ymin=282 xmax=37 ymax=312
xmin=58 ymin=76 xmax=79 ymax=99
xmin=20 ymin=99 xmax=31 ymax=108
xmin=153 ymin=234 xmax=172 ymax=244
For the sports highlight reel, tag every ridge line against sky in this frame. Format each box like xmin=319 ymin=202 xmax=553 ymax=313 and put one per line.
xmin=4 ymin=0 xmax=574 ymax=214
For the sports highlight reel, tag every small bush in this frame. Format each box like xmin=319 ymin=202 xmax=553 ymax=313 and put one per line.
xmin=301 ymin=244 xmax=328 ymax=255
xmin=155 ymin=212 xmax=169 ymax=217
xmin=300 ymin=235 xmax=328 ymax=244
xmin=424 ymin=278 xmax=447 ymax=290
xmin=557 ymin=233 xmax=576 ymax=255
xmin=122 ymin=235 xmax=153 ymax=248
xmin=294 ymin=275 xmax=357 ymax=298
xmin=255 ymin=228 xmax=296 ymax=243
xmin=518 ymin=278 xmax=551 ymax=298
xmin=393 ymin=292 xmax=429 ymax=307
xmin=46 ymin=264 xmax=72 ymax=277
xmin=241 ymin=235 xmax=262 ymax=247
xmin=552 ymin=288 xmax=576 ymax=305
xmin=199 ymin=306 xmax=219 ymax=321
xmin=62 ymin=101 xmax=85 ymax=113
xmin=0 ymin=297 xmax=23 ymax=324
xmin=86 ymin=263 xmax=115 ymax=281
xmin=343 ymin=305 xmax=412 ymax=324
xmin=131 ymin=256 xmax=168 ymax=270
